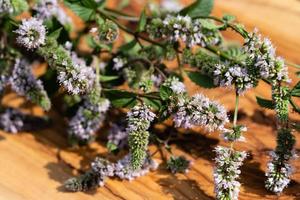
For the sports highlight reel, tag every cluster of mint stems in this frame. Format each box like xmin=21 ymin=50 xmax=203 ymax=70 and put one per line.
xmin=98 ymin=7 xmax=297 ymax=196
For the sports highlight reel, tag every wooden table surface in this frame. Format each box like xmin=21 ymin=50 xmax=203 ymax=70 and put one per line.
xmin=1 ymin=0 xmax=300 ymax=199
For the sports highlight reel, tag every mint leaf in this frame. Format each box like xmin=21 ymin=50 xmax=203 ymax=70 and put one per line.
xmin=256 ymin=96 xmax=275 ymax=109
xmin=48 ymin=28 xmax=63 ymax=40
xmin=187 ymin=71 xmax=216 ymax=88
xmin=64 ymin=1 xmax=95 ymax=21
xmin=291 ymin=81 xmax=300 ymax=97
xmin=142 ymin=97 xmax=161 ymax=111
xmin=160 ymin=85 xmax=173 ymax=101
xmin=11 ymin=0 xmax=29 ymax=15
xmin=180 ymin=0 xmax=214 ymax=17
xmin=137 ymin=9 xmax=147 ymax=32
xmin=99 ymin=75 xmax=119 ymax=82
xmin=104 ymin=89 xmax=137 ymax=108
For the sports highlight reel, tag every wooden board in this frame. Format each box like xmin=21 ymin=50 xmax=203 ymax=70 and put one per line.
xmin=0 ymin=0 xmax=300 ymax=199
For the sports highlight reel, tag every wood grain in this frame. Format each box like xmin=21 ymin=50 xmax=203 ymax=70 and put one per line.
xmin=0 ymin=0 xmax=300 ymax=199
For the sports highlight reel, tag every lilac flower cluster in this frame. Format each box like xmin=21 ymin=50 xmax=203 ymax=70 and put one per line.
xmin=148 ymin=15 xmax=220 ymax=47
xmin=57 ymin=51 xmax=96 ymax=94
xmin=64 ymin=153 xmax=158 ymax=191
xmin=244 ymin=29 xmax=290 ymax=83
xmin=0 ymin=0 xmax=13 ymax=13
xmin=213 ymin=63 xmax=256 ymax=94
xmin=265 ymin=151 xmax=297 ymax=193
xmin=68 ymin=96 xmax=110 ymax=143
xmin=265 ymin=128 xmax=297 ymax=193
xmin=112 ymin=56 xmax=126 ymax=71
xmin=0 ymin=108 xmax=24 ymax=133
xmin=34 ymin=0 xmax=71 ymax=26
xmin=90 ymin=157 xmax=115 ymax=187
xmin=0 ymin=74 xmax=9 ymax=95
xmin=127 ymin=104 xmax=155 ymax=170
xmin=64 ymin=158 xmax=114 ymax=192
xmin=172 ymin=93 xmax=229 ymax=131
xmin=162 ymin=76 xmax=186 ymax=94
xmin=160 ymin=0 xmax=183 ymax=12
xmin=114 ymin=154 xmax=158 ymax=181
xmin=150 ymin=74 xmax=164 ymax=87
xmin=37 ymin=38 xmax=96 ymax=95
xmin=15 ymin=18 xmax=46 ymax=49
xmin=107 ymin=123 xmax=128 ymax=150
xmin=9 ymin=58 xmax=51 ymax=110
xmin=0 ymin=107 xmax=48 ymax=134
xmin=214 ymin=146 xmax=247 ymax=200
xmin=126 ymin=104 xmax=155 ymax=133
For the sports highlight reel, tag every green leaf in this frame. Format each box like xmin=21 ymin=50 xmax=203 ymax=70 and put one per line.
xmin=64 ymin=1 xmax=95 ymax=21
xmin=200 ymin=19 xmax=222 ymax=30
xmin=187 ymin=71 xmax=216 ymax=88
xmin=224 ymin=46 xmax=247 ymax=62
xmin=222 ymin=14 xmax=236 ymax=22
xmin=159 ymin=85 xmax=173 ymax=101
xmin=99 ymin=75 xmax=119 ymax=82
xmin=103 ymin=89 xmax=137 ymax=108
xmin=290 ymin=99 xmax=300 ymax=114
xmin=119 ymin=39 xmax=137 ymax=52
xmin=291 ymin=81 xmax=300 ymax=97
xmin=107 ymin=141 xmax=118 ymax=152
xmin=137 ymin=9 xmax=147 ymax=32
xmin=142 ymin=97 xmax=161 ymax=111
xmin=81 ymin=0 xmax=97 ymax=8
xmin=180 ymin=0 xmax=214 ymax=17
xmin=117 ymin=0 xmax=130 ymax=10
xmin=232 ymin=23 xmax=248 ymax=38
xmin=48 ymin=28 xmax=63 ymax=40
xmin=11 ymin=0 xmax=29 ymax=15
xmin=256 ymin=96 xmax=275 ymax=109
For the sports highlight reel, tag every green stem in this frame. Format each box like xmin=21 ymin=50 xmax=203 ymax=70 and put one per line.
xmin=233 ymin=92 xmax=240 ymax=127
xmin=176 ymin=52 xmax=184 ymax=77
xmin=98 ymin=10 xmax=165 ymax=48
xmin=286 ymin=61 xmax=300 ymax=69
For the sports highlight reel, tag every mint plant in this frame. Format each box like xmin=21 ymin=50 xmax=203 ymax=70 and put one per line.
xmin=0 ymin=0 xmax=299 ymax=199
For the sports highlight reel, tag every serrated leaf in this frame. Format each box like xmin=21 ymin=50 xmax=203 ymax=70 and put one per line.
xmin=180 ymin=0 xmax=214 ymax=17
xmin=142 ymin=97 xmax=161 ymax=111
xmin=200 ymin=19 xmax=222 ymax=30
xmin=48 ymin=28 xmax=63 ymax=40
xmin=137 ymin=9 xmax=147 ymax=32
xmin=11 ymin=0 xmax=29 ymax=15
xmin=64 ymin=1 xmax=95 ymax=21
xmin=187 ymin=71 xmax=216 ymax=88
xmin=99 ymin=75 xmax=119 ymax=82
xmin=81 ymin=0 xmax=97 ymax=8
xmin=224 ymin=46 xmax=247 ymax=62
xmin=256 ymin=96 xmax=275 ymax=109
xmin=119 ymin=39 xmax=140 ymax=54
xmin=232 ymin=23 xmax=248 ymax=38
xmin=291 ymin=81 xmax=300 ymax=97
xmin=159 ymin=85 xmax=173 ymax=101
xmin=103 ymin=89 xmax=137 ymax=108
